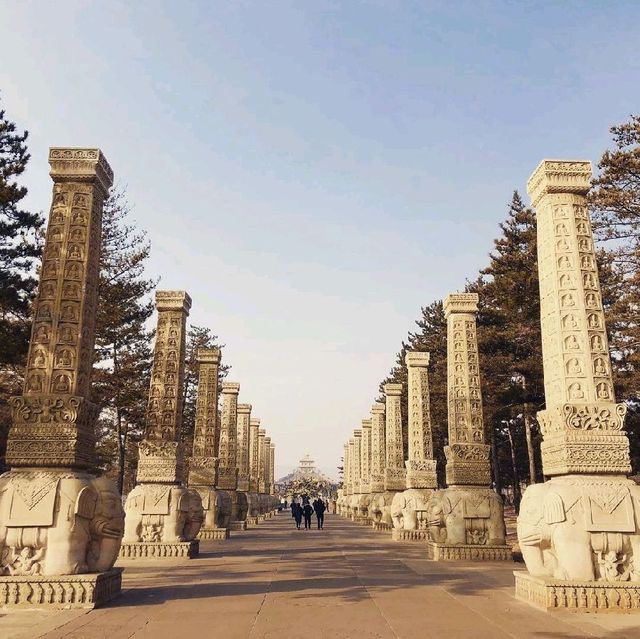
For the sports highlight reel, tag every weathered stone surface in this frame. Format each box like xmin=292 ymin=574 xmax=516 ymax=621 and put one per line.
xmin=118 ymin=541 xmax=199 ymax=559
xmin=236 ymin=404 xmax=252 ymax=492
xmin=248 ymin=418 xmax=261 ymax=495
xmin=123 ymin=291 xmax=203 ymax=548
xmin=425 ymin=294 xmax=508 ymax=560
xmin=392 ymin=528 xmax=429 ymax=542
xmin=369 ymin=403 xmax=386 ymax=493
xmin=0 ymin=149 xmax=123 ymax=595
xmin=0 ymin=567 xmax=122 ymax=609
xmin=198 ymin=527 xmax=230 ymax=541
xmin=514 ymin=571 xmax=640 ymax=611
xmin=426 ymin=541 xmax=512 ymax=561
xmin=391 ymin=488 xmax=433 ymax=531
xmin=517 ymin=161 xmax=640 ymax=610
xmin=383 ymin=383 xmax=405 ymax=491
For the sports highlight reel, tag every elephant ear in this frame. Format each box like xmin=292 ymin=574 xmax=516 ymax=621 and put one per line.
xmin=442 ymin=496 xmax=454 ymax=515
xmin=75 ymin=487 xmax=98 ymax=520
xmin=543 ymin=491 xmax=566 ymax=525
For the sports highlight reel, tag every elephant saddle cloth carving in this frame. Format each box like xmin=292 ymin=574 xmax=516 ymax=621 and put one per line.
xmin=142 ymin=486 xmax=171 ymax=515
xmin=7 ymin=476 xmax=59 ymax=526
xmin=196 ymin=489 xmax=211 ymax=510
xmin=582 ymin=483 xmax=634 ymax=533
xmin=462 ymin=494 xmax=491 ymax=519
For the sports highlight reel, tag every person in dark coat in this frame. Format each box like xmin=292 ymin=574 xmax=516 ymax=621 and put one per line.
xmin=302 ymin=502 xmax=314 ymax=529
xmin=292 ymin=502 xmax=303 ymax=529
xmin=313 ymin=498 xmax=326 ymax=529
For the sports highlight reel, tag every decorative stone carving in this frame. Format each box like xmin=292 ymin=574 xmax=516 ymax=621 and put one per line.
xmin=122 ymin=291 xmax=204 ymax=556
xmin=248 ymin=418 xmax=261 ymax=516
xmin=357 ymin=420 xmax=373 ymax=519
xmin=383 ymin=384 xmax=406 ymax=491
xmin=236 ymin=404 xmax=251 ymax=492
xmin=187 ymin=348 xmax=231 ymax=539
xmin=392 ymin=352 xmax=438 ymax=536
xmin=425 ymin=293 xmax=508 ymax=560
xmin=0 ymin=148 xmax=123 ymax=608
xmin=516 ymin=160 xmax=640 ymax=610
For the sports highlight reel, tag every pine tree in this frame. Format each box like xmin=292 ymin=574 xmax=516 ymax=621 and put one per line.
xmin=589 ymin=116 xmax=640 ymax=472
xmin=475 ymin=192 xmax=544 ymax=494
xmin=92 ymin=188 xmax=156 ymax=493
xmin=0 ymin=99 xmax=44 ymax=468
xmin=181 ymin=325 xmax=230 ymax=453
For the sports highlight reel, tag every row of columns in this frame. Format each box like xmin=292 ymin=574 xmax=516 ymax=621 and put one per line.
xmin=0 ymin=147 xmax=279 ymax=610
xmin=337 ymin=302 xmax=507 ymax=559
xmin=336 ymin=158 xmax=640 ymax=612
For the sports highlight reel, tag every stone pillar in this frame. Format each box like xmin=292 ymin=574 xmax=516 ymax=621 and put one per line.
xmin=187 ymin=348 xmax=231 ymax=540
xmin=248 ymin=417 xmax=261 ymax=517
xmin=424 ymin=293 xmax=508 ymax=561
xmin=218 ymin=382 xmax=246 ymax=527
xmin=269 ymin=443 xmax=276 ymax=495
xmin=122 ymin=290 xmax=204 ymax=558
xmin=347 ymin=438 xmax=355 ymax=496
xmin=391 ymin=351 xmax=438 ymax=538
xmin=515 ymin=160 xmax=640 ymax=610
xmin=257 ymin=428 xmax=266 ymax=495
xmin=0 ymin=148 xmax=123 ymax=607
xmin=360 ymin=419 xmax=372 ymax=493
xmin=370 ymin=403 xmax=386 ymax=492
xmin=236 ymin=404 xmax=251 ymax=491
xmin=383 ymin=383 xmax=405 ymax=491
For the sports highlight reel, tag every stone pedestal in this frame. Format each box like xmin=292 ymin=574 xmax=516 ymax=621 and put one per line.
xmin=426 ymin=541 xmax=512 ymax=561
xmin=0 ymin=567 xmax=123 ymax=609
xmin=514 ymin=571 xmax=640 ymax=611
xmin=392 ymin=529 xmax=429 ymax=542
xmin=119 ymin=540 xmax=199 ymax=559
xmin=198 ymin=527 xmax=230 ymax=541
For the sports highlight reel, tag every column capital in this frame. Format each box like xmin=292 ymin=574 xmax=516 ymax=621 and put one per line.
xmin=49 ymin=147 xmax=114 ymax=195
xmin=353 ymin=429 xmax=362 ymax=438
xmin=221 ymin=382 xmax=240 ymax=395
xmin=527 ymin=159 xmax=591 ymax=208
xmin=155 ymin=290 xmax=192 ymax=313
xmin=361 ymin=418 xmax=372 ymax=429
xmin=444 ymin=293 xmax=478 ymax=317
xmin=250 ymin=418 xmax=261 ymax=427
xmin=237 ymin=403 xmax=252 ymax=414
xmin=384 ymin=383 xmax=403 ymax=397
xmin=405 ymin=351 xmax=430 ymax=367
xmin=371 ymin=402 xmax=385 ymax=415
xmin=196 ymin=347 xmax=220 ymax=364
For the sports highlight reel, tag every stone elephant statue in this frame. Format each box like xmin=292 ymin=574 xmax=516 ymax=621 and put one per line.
xmin=195 ymin=487 xmax=231 ymax=530
xmin=123 ymin=484 xmax=203 ymax=543
xmin=425 ymin=487 xmax=506 ymax=546
xmin=369 ymin=492 xmax=394 ymax=526
xmin=357 ymin=493 xmax=373 ymax=521
xmin=517 ymin=476 xmax=640 ymax=582
xmin=0 ymin=469 xmax=124 ymax=576
xmin=391 ymin=488 xmax=433 ymax=530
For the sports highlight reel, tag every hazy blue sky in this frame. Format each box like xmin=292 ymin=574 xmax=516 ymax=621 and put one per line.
xmin=2 ymin=1 xmax=639 ymax=479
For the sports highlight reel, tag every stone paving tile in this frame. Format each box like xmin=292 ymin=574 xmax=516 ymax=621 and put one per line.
xmin=2 ymin=513 xmax=640 ymax=638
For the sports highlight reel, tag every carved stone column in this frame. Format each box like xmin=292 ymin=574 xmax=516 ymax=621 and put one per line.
xmin=0 ymin=148 xmax=124 ymax=607
xmin=383 ymin=383 xmax=405 ymax=491
xmin=392 ymin=351 xmax=438 ymax=539
xmin=257 ymin=428 xmax=267 ymax=514
xmin=122 ymin=291 xmax=204 ymax=559
xmin=515 ymin=160 xmax=640 ymax=611
xmin=349 ymin=430 xmax=363 ymax=521
xmin=425 ymin=294 xmax=508 ymax=560
xmin=269 ymin=443 xmax=276 ymax=495
xmin=369 ymin=403 xmax=386 ymax=493
xmin=247 ymin=417 xmax=261 ymax=519
xmin=187 ymin=348 xmax=230 ymax=540
xmin=236 ymin=403 xmax=253 ymax=522
xmin=218 ymin=382 xmax=246 ymax=528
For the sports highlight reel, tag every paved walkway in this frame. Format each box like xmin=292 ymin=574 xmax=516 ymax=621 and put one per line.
xmin=3 ymin=513 xmax=640 ymax=638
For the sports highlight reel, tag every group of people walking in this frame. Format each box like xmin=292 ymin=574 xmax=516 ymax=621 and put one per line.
xmin=290 ymin=497 xmax=327 ymax=530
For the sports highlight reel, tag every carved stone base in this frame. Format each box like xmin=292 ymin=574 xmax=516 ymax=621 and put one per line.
xmin=514 ymin=571 xmax=640 ymax=612
xmin=198 ymin=527 xmax=229 ymax=540
xmin=392 ymin=529 xmax=429 ymax=542
xmin=0 ymin=568 xmax=122 ymax=609
xmin=372 ymin=521 xmax=393 ymax=532
xmin=246 ymin=516 xmax=260 ymax=526
xmin=118 ymin=540 xmax=199 ymax=559
xmin=426 ymin=541 xmax=512 ymax=561
xmin=229 ymin=520 xmax=247 ymax=531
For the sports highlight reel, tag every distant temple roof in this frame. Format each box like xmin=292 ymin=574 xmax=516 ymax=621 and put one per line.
xmin=277 ymin=453 xmax=334 ymax=484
